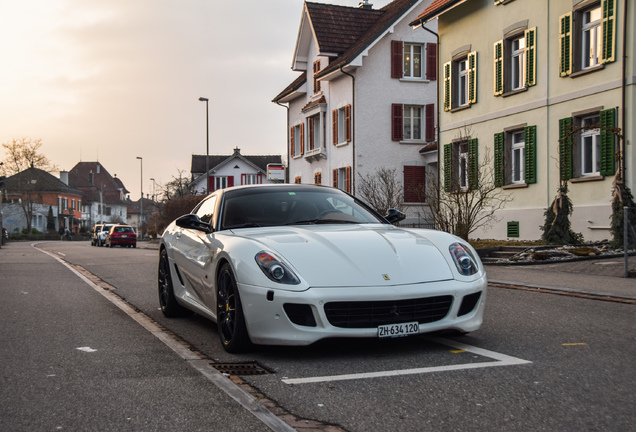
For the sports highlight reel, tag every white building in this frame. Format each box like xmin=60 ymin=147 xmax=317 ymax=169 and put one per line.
xmin=273 ymin=0 xmax=438 ymax=223
xmin=190 ymin=148 xmax=284 ymax=194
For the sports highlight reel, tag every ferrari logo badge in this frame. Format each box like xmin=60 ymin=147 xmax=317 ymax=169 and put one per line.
xmin=382 ymin=274 xmax=390 ymax=280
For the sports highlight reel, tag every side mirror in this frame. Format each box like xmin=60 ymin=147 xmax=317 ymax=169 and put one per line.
xmin=175 ymin=214 xmax=213 ymax=234
xmin=385 ymin=208 xmax=406 ymax=224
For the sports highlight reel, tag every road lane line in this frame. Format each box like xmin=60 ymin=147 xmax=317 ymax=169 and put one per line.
xmin=282 ymin=337 xmax=531 ymax=385
xmin=36 ymin=245 xmax=296 ymax=432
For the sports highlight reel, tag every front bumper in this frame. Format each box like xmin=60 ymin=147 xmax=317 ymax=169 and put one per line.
xmin=238 ymin=275 xmax=487 ymax=346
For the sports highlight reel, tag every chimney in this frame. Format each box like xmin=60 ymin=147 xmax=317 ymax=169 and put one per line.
xmin=60 ymin=171 xmax=69 ymax=185
xmin=359 ymin=0 xmax=373 ymax=9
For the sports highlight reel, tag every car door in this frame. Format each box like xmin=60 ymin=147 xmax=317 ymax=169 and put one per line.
xmin=170 ymin=195 xmax=218 ymax=305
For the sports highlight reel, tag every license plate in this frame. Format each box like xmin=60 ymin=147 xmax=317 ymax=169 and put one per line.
xmin=377 ymin=322 xmax=419 ymax=338
xmin=121 ymin=235 xmax=127 ymax=238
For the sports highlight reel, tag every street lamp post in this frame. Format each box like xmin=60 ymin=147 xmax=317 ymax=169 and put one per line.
xmin=150 ymin=177 xmax=156 ymax=202
xmin=198 ymin=97 xmax=209 ymax=195
xmin=136 ymin=156 xmax=143 ymax=239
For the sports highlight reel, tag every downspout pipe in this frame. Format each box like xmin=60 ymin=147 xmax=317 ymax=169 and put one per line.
xmin=340 ymin=65 xmax=356 ymax=194
xmin=418 ymin=22 xmax=440 ymax=210
xmin=621 ymin=0 xmax=627 ymax=183
xmin=275 ymin=100 xmax=290 ymax=183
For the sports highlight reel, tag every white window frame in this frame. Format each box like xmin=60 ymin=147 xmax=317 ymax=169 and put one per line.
xmin=215 ymin=176 xmax=228 ymax=190
xmin=510 ymin=35 xmax=526 ymax=91
xmin=243 ymin=174 xmax=258 ymax=185
xmin=403 ymin=43 xmax=423 ymax=79
xmin=403 ymin=105 xmax=423 ymax=141
xmin=458 ymin=142 xmax=469 ymax=190
xmin=457 ymin=59 xmax=469 ymax=107
xmin=310 ymin=114 xmax=321 ymax=151
xmin=580 ymin=115 xmax=601 ymax=175
xmin=337 ymin=107 xmax=346 ymax=144
xmin=337 ymin=167 xmax=347 ymax=191
xmin=581 ymin=5 xmax=602 ymax=70
xmin=511 ymin=131 xmax=525 ymax=183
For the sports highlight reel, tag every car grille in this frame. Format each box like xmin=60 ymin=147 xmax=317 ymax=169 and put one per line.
xmin=324 ymin=296 xmax=453 ymax=329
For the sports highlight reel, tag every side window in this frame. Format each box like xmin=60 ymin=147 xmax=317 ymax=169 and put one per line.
xmin=494 ymin=125 xmax=537 ymax=187
xmin=559 ymin=108 xmax=616 ymax=180
xmin=559 ymin=0 xmax=616 ymax=77
xmin=444 ymin=51 xmax=477 ymax=111
xmin=195 ymin=196 xmax=218 ymax=224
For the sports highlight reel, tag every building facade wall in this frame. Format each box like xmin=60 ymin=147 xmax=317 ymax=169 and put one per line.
xmin=437 ymin=0 xmax=631 ymax=241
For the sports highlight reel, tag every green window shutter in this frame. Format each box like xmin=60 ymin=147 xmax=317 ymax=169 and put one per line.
xmin=444 ymin=143 xmax=452 ymax=192
xmin=525 ymin=28 xmax=537 ymax=87
xmin=599 ymin=108 xmax=617 ymax=176
xmin=559 ymin=117 xmax=573 ymax=180
xmin=524 ymin=125 xmax=537 ymax=184
xmin=468 ymin=139 xmax=479 ymax=190
xmin=494 ymin=41 xmax=503 ymax=96
xmin=601 ymin=0 xmax=616 ymax=63
xmin=494 ymin=132 xmax=504 ymax=187
xmin=443 ymin=62 xmax=452 ymax=111
xmin=559 ymin=13 xmax=572 ymax=77
xmin=468 ymin=52 xmax=477 ymax=104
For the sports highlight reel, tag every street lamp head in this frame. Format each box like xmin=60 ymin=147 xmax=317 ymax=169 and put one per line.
xmin=136 ymin=156 xmax=142 ymax=160
xmin=198 ymin=97 xmax=208 ymax=102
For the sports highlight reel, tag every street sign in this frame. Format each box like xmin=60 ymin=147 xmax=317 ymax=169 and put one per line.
xmin=267 ymin=164 xmax=285 ymax=181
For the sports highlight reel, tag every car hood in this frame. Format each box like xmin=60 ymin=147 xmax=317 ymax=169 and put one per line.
xmin=235 ymin=224 xmax=455 ymax=287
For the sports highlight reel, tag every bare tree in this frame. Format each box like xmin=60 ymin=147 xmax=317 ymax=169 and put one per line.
xmin=2 ymin=138 xmax=56 ymax=175
xmin=424 ymin=139 xmax=512 ymax=241
xmin=1 ymin=138 xmax=58 ymax=232
xmin=160 ymin=169 xmax=195 ymax=201
xmin=357 ymin=167 xmax=406 ymax=217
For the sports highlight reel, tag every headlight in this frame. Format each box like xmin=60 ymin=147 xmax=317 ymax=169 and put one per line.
xmin=255 ymin=251 xmax=301 ymax=285
xmin=449 ymin=242 xmax=478 ymax=276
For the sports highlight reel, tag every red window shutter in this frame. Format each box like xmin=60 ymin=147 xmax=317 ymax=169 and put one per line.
xmin=391 ymin=104 xmax=403 ymax=141
xmin=425 ymin=104 xmax=435 ymax=142
xmin=391 ymin=40 xmax=403 ymax=78
xmin=426 ymin=43 xmax=437 ymax=81
xmin=300 ymin=123 xmax=304 ymax=155
xmin=208 ymin=175 xmax=215 ymax=192
xmin=345 ymin=104 xmax=351 ymax=142
xmin=227 ymin=176 xmax=234 ymax=187
xmin=332 ymin=109 xmax=338 ymax=145
xmin=290 ymin=126 xmax=295 ymax=157
xmin=332 ymin=169 xmax=338 ymax=187
xmin=345 ymin=166 xmax=352 ymax=193
xmin=257 ymin=173 xmax=262 ymax=184
xmin=403 ymin=166 xmax=426 ymax=203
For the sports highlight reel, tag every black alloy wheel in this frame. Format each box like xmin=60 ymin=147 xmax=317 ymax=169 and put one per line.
xmin=216 ymin=263 xmax=250 ymax=353
xmin=158 ymin=248 xmax=192 ymax=317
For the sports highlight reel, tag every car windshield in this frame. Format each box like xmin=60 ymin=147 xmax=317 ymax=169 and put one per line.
xmin=220 ymin=187 xmax=385 ymax=230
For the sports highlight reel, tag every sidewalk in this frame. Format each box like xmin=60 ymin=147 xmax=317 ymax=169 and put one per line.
xmin=485 ymin=254 xmax=636 ymax=301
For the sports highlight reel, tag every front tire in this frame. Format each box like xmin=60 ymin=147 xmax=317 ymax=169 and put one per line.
xmin=158 ymin=248 xmax=192 ymax=317
xmin=217 ymin=263 xmax=250 ymax=353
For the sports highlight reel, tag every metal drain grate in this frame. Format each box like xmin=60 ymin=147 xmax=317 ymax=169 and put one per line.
xmin=211 ymin=362 xmax=271 ymax=376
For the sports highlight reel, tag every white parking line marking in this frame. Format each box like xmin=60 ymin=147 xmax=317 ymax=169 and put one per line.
xmin=282 ymin=337 xmax=531 ymax=385
xmin=37 ymin=245 xmax=296 ymax=432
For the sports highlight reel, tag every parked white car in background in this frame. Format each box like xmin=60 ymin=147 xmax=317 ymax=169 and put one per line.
xmin=158 ymin=184 xmax=487 ymax=352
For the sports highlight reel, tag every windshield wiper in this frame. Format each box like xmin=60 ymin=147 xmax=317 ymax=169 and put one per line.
xmin=227 ymin=223 xmax=263 ymax=229
xmin=285 ymin=219 xmax=360 ymax=225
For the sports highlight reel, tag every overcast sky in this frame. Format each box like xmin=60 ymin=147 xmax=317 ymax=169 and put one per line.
xmin=0 ymin=0 xmax=392 ymax=199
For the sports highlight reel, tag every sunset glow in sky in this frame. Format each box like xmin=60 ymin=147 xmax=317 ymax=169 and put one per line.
xmin=0 ymin=0 xmax=391 ymax=199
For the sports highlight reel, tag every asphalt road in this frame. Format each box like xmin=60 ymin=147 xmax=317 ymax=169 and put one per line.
xmin=2 ymin=240 xmax=636 ymax=431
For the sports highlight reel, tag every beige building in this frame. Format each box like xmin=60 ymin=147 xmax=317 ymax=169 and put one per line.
xmin=411 ymin=0 xmax=634 ymax=241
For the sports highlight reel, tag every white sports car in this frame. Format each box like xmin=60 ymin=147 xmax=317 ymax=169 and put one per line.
xmin=158 ymin=184 xmax=487 ymax=352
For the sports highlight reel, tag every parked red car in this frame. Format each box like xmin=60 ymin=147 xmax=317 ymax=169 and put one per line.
xmin=105 ymin=225 xmax=137 ymax=248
